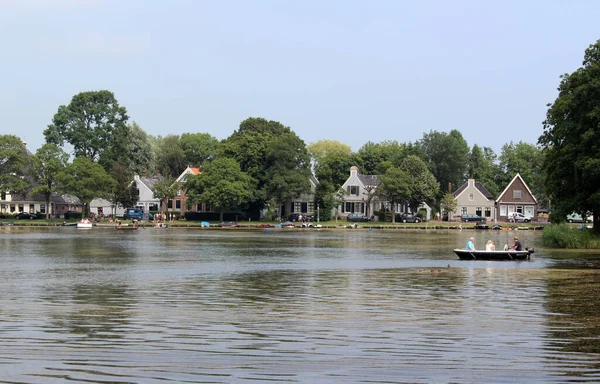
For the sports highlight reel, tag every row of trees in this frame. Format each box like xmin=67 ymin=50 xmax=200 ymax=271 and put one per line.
xmin=0 ymin=39 xmax=598 ymax=229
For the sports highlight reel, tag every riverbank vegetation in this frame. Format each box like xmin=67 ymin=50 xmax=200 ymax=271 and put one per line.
xmin=542 ymin=224 xmax=600 ymax=249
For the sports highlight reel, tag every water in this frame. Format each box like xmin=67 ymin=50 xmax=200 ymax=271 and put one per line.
xmin=1 ymin=227 xmax=600 ymax=383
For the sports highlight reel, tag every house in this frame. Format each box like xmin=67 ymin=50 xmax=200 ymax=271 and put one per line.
xmin=89 ymin=198 xmax=125 ymax=218
xmin=1 ymin=190 xmax=82 ymax=218
xmin=163 ymin=167 xmax=202 ymax=215
xmin=496 ymin=173 xmax=537 ymax=221
xmin=339 ymin=166 xmax=431 ymax=221
xmin=280 ymin=174 xmax=320 ymax=220
xmin=134 ymin=173 xmax=163 ymax=213
xmin=452 ymin=178 xmax=495 ymax=221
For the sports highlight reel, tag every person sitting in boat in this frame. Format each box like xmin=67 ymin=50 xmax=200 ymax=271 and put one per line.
xmin=466 ymin=237 xmax=476 ymax=251
xmin=485 ymin=240 xmax=496 ymax=251
xmin=510 ymin=236 xmax=522 ymax=251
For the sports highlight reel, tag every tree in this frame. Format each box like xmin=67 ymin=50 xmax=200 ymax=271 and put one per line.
xmin=109 ymin=163 xmax=139 ymax=216
xmin=402 ymin=155 xmax=440 ymax=214
xmin=356 ymin=140 xmax=408 ymax=175
xmin=44 ymin=90 xmax=129 ymax=168
xmin=377 ymin=167 xmax=410 ymax=224
xmin=59 ymin=157 xmax=116 ymax=217
xmin=30 ymin=144 xmax=69 ymax=219
xmin=0 ymin=135 xmax=29 ymax=195
xmin=123 ymin=122 xmax=155 ymax=176
xmin=220 ymin=117 xmax=311 ymax=218
xmin=539 ymin=40 xmax=600 ymax=232
xmin=468 ymin=144 xmax=501 ymax=197
xmin=418 ymin=130 xmax=469 ymax=195
xmin=154 ymin=135 xmax=187 ymax=178
xmin=308 ymin=140 xmax=355 ymax=190
xmin=180 ymin=132 xmax=219 ymax=167
xmin=439 ymin=192 xmax=458 ymax=220
xmin=184 ymin=157 xmax=253 ymax=221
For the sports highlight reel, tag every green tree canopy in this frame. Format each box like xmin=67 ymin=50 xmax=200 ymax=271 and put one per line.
xmin=418 ymin=130 xmax=469 ymax=195
xmin=152 ymin=176 xmax=179 ymax=213
xmin=356 ymin=140 xmax=408 ymax=175
xmin=109 ymin=163 xmax=139 ymax=214
xmin=539 ymin=40 xmax=600 ymax=231
xmin=184 ymin=157 xmax=254 ymax=221
xmin=59 ymin=157 xmax=116 ymax=217
xmin=402 ymin=155 xmax=440 ymax=213
xmin=30 ymin=144 xmax=69 ymax=219
xmin=220 ymin=117 xmax=311 ymax=218
xmin=0 ymin=135 xmax=29 ymax=195
xmin=154 ymin=135 xmax=187 ymax=178
xmin=468 ymin=144 xmax=501 ymax=197
xmin=44 ymin=90 xmax=129 ymax=168
xmin=377 ymin=167 xmax=410 ymax=224
xmin=124 ymin=122 xmax=155 ymax=176
xmin=180 ymin=132 xmax=219 ymax=167
xmin=499 ymin=141 xmax=544 ymax=205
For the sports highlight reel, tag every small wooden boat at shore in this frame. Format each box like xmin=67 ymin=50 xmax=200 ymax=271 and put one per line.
xmin=454 ymin=248 xmax=534 ymax=261
xmin=115 ymin=225 xmax=138 ymax=231
xmin=76 ymin=218 xmax=93 ymax=229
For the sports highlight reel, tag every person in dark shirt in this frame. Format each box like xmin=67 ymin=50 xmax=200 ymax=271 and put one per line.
xmin=511 ymin=236 xmax=522 ymax=251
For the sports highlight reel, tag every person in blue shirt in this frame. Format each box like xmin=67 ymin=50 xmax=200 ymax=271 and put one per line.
xmin=466 ymin=237 xmax=476 ymax=250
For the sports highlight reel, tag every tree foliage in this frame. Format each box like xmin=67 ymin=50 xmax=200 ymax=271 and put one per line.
xmin=184 ymin=157 xmax=253 ymax=221
xmin=154 ymin=135 xmax=187 ymax=178
xmin=180 ymin=132 xmax=219 ymax=167
xmin=356 ymin=140 xmax=407 ymax=175
xmin=401 ymin=155 xmax=440 ymax=213
xmin=220 ymin=117 xmax=311 ymax=218
xmin=0 ymin=135 xmax=29 ymax=195
xmin=59 ymin=157 xmax=116 ymax=217
xmin=499 ymin=141 xmax=545 ymax=205
xmin=152 ymin=176 xmax=179 ymax=214
xmin=377 ymin=167 xmax=410 ymax=224
xmin=468 ymin=144 xmax=501 ymax=197
xmin=30 ymin=144 xmax=69 ymax=219
xmin=123 ymin=122 xmax=155 ymax=176
xmin=44 ymin=90 xmax=129 ymax=168
xmin=419 ymin=130 xmax=469 ymax=195
xmin=109 ymin=163 xmax=139 ymax=214
xmin=539 ymin=40 xmax=600 ymax=231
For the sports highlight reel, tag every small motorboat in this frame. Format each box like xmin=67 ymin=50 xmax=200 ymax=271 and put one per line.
xmin=76 ymin=218 xmax=93 ymax=229
xmin=454 ymin=248 xmax=534 ymax=261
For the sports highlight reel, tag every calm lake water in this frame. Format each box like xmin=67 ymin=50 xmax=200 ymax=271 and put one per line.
xmin=1 ymin=226 xmax=600 ymax=383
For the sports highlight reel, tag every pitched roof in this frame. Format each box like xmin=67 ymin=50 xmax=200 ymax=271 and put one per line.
xmin=358 ymin=174 xmax=379 ymax=187
xmin=496 ymin=173 xmax=538 ymax=203
xmin=139 ymin=175 xmax=163 ymax=191
xmin=453 ymin=180 xmax=493 ymax=199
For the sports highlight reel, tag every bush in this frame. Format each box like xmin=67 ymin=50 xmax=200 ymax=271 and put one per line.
xmin=542 ymin=223 xmax=600 ymax=249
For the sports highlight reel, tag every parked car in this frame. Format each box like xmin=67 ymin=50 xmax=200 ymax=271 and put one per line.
xmin=347 ymin=213 xmax=370 ymax=222
xmin=399 ymin=213 xmax=421 ymax=223
xmin=460 ymin=214 xmax=486 ymax=222
xmin=220 ymin=221 xmax=238 ymax=227
xmin=14 ymin=212 xmax=41 ymax=220
xmin=567 ymin=213 xmax=591 ymax=223
xmin=508 ymin=212 xmax=532 ymax=223
xmin=280 ymin=221 xmax=295 ymax=228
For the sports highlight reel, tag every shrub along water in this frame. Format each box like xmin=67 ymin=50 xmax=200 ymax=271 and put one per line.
xmin=542 ymin=223 xmax=600 ymax=249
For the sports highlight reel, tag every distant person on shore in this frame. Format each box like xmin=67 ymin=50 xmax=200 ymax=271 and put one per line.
xmin=485 ymin=240 xmax=496 ymax=251
xmin=466 ymin=237 xmax=476 ymax=251
xmin=511 ymin=236 xmax=522 ymax=251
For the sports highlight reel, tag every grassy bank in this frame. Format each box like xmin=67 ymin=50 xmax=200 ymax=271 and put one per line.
xmin=542 ymin=223 xmax=600 ymax=249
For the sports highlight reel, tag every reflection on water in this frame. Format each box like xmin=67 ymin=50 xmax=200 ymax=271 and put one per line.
xmin=0 ymin=227 xmax=600 ymax=383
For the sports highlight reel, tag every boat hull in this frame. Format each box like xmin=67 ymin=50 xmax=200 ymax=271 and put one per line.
xmin=454 ymin=249 xmax=532 ymax=261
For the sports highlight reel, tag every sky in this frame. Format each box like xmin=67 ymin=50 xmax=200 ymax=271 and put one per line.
xmin=1 ymin=0 xmax=599 ymax=154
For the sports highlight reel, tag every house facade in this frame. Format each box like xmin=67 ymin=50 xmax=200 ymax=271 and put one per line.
xmin=281 ymin=174 xmax=320 ymax=220
xmin=452 ymin=178 xmax=495 ymax=221
xmin=1 ymin=191 xmax=82 ymax=218
xmin=134 ymin=174 xmax=162 ymax=212
xmin=163 ymin=167 xmax=203 ymax=215
xmin=496 ymin=173 xmax=537 ymax=221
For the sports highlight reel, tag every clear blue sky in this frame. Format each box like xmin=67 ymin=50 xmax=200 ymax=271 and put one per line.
xmin=1 ymin=0 xmax=599 ymax=154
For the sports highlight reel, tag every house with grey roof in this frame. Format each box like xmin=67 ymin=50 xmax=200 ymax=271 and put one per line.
xmin=451 ymin=178 xmax=495 ymax=221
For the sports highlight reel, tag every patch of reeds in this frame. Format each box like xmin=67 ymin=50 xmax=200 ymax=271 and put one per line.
xmin=542 ymin=223 xmax=600 ymax=249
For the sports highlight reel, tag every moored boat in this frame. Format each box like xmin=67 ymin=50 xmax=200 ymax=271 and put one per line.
xmin=76 ymin=218 xmax=93 ymax=229
xmin=454 ymin=248 xmax=534 ymax=261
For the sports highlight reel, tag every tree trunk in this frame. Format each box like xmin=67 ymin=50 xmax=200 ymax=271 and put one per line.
xmin=219 ymin=208 xmax=224 ymax=222
xmin=45 ymin=194 xmax=51 ymax=220
xmin=391 ymin=202 xmax=396 ymax=224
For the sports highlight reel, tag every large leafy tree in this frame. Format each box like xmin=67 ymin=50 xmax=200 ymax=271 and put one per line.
xmin=123 ymin=122 xmax=155 ymax=176
xmin=59 ymin=157 xmax=116 ymax=217
xmin=377 ymin=167 xmax=410 ymax=224
xmin=539 ymin=40 xmax=600 ymax=231
xmin=220 ymin=117 xmax=311 ymax=219
xmin=180 ymin=132 xmax=219 ymax=167
xmin=468 ymin=144 xmax=501 ymax=197
xmin=418 ymin=130 xmax=469 ymax=195
xmin=44 ymin=90 xmax=129 ymax=169
xmin=308 ymin=139 xmax=355 ymax=189
xmin=0 ymin=135 xmax=29 ymax=195
xmin=402 ymin=155 xmax=440 ymax=214
xmin=154 ymin=135 xmax=187 ymax=178
xmin=356 ymin=140 xmax=407 ymax=175
xmin=30 ymin=144 xmax=69 ymax=219
xmin=152 ymin=176 xmax=179 ymax=215
xmin=184 ymin=157 xmax=253 ymax=221
xmin=109 ymin=163 xmax=139 ymax=215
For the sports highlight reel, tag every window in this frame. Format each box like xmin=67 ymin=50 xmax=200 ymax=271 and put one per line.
xmin=167 ymin=199 xmax=173 ymax=209
xmin=176 ymin=200 xmax=181 ymax=209
xmin=500 ymin=205 xmax=507 ymax=216
xmin=308 ymin=202 xmax=314 ymax=212
xmin=461 ymin=207 xmax=467 ymax=215
xmin=469 ymin=192 xmax=474 ymax=201
xmin=347 ymin=186 xmax=359 ymax=195
xmin=485 ymin=207 xmax=491 ymax=217
xmin=513 ymin=190 xmax=521 ymax=199
xmin=475 ymin=207 xmax=482 ymax=216
xmin=345 ymin=202 xmax=353 ymax=212
xmin=516 ymin=205 xmax=523 ymax=214
xmin=507 ymin=205 xmax=515 ymax=215
xmin=18 ymin=204 xmax=24 ymax=213
xmin=40 ymin=204 xmax=46 ymax=214
xmin=524 ymin=206 xmax=534 ymax=217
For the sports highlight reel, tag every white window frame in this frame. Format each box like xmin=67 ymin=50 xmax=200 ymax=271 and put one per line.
xmin=500 ymin=205 xmax=507 ymax=216
xmin=469 ymin=192 xmax=474 ymax=201
xmin=513 ymin=190 xmax=521 ymax=199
